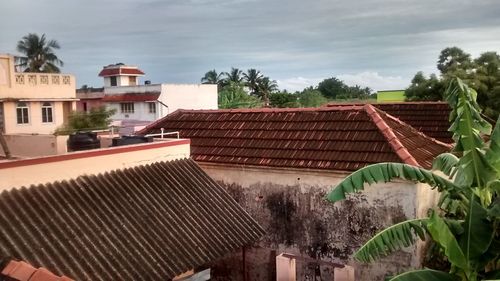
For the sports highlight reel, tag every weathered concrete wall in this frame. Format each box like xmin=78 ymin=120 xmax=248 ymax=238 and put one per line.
xmin=200 ymin=163 xmax=427 ymax=281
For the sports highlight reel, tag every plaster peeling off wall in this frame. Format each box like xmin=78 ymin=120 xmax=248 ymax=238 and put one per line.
xmin=201 ymin=164 xmax=423 ymax=281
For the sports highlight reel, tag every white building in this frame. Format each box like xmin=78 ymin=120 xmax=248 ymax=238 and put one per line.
xmin=98 ymin=63 xmax=217 ymax=133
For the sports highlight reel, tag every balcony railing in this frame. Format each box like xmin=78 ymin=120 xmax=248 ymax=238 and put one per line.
xmin=14 ymin=73 xmax=72 ymax=86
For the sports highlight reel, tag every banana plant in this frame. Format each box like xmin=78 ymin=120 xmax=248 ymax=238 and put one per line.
xmin=326 ymin=78 xmax=500 ymax=281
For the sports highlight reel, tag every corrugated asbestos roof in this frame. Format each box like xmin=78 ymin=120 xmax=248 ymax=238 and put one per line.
xmin=0 ymin=159 xmax=264 ymax=281
xmin=139 ymin=105 xmax=451 ymax=171
xmin=327 ymin=102 xmax=453 ymax=143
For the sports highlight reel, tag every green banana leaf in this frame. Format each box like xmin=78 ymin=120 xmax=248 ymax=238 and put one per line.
xmin=485 ymin=117 xmax=500 ymax=172
xmin=433 ymin=153 xmax=459 ymax=178
xmin=427 ymin=211 xmax=468 ymax=271
xmin=387 ymin=269 xmax=458 ymax=281
xmin=325 ymin=162 xmax=459 ymax=203
xmin=353 ymin=218 xmax=427 ymax=263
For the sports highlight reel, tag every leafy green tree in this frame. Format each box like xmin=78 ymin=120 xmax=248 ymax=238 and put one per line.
xmin=201 ymin=69 xmax=225 ymax=89
xmin=405 ymin=72 xmax=446 ymax=101
xmin=326 ymin=78 xmax=500 ymax=281
xmin=438 ymin=47 xmax=473 ymax=78
xmin=56 ymin=106 xmax=116 ymax=134
xmin=16 ymin=33 xmax=64 ymax=73
xmin=298 ymin=88 xmax=327 ymax=107
xmin=243 ymin=68 xmax=263 ymax=96
xmin=269 ymin=91 xmax=300 ymax=108
xmin=218 ymin=82 xmax=262 ymax=109
xmin=473 ymin=52 xmax=500 ymax=118
xmin=317 ymin=77 xmax=346 ymax=99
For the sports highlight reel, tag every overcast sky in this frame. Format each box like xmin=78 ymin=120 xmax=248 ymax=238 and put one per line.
xmin=1 ymin=0 xmax=499 ymax=92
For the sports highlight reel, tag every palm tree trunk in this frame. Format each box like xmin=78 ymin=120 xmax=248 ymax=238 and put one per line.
xmin=0 ymin=131 xmax=11 ymax=159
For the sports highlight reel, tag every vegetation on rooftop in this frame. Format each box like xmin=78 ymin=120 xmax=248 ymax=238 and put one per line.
xmin=55 ymin=106 xmax=116 ymax=135
xmin=327 ymin=77 xmax=500 ymax=280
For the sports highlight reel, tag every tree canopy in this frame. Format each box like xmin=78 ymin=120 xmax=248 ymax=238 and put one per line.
xmin=406 ymin=47 xmax=500 ymax=119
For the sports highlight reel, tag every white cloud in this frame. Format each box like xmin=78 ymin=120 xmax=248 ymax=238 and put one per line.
xmin=276 ymin=77 xmax=323 ymax=92
xmin=337 ymin=72 xmax=409 ymax=92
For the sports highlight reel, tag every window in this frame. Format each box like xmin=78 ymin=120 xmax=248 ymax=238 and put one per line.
xmin=128 ymin=76 xmax=137 ymax=86
xmin=148 ymin=102 xmax=156 ymax=114
xmin=120 ymin=103 xmax=134 ymax=113
xmin=41 ymin=102 xmax=54 ymax=123
xmin=16 ymin=102 xmax=29 ymax=124
xmin=110 ymin=76 xmax=117 ymax=86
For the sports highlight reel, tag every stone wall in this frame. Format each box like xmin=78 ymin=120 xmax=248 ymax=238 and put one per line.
xmin=200 ymin=163 xmax=428 ymax=281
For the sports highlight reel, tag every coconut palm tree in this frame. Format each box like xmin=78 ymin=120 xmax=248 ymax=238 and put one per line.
xmin=243 ymin=68 xmax=263 ymax=95
xmin=257 ymin=77 xmax=278 ymax=107
xmin=201 ymin=69 xmax=224 ymax=89
xmin=16 ymin=33 xmax=64 ymax=73
xmin=224 ymin=67 xmax=244 ymax=84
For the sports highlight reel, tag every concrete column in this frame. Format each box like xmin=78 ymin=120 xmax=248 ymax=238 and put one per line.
xmin=276 ymin=254 xmax=296 ymax=281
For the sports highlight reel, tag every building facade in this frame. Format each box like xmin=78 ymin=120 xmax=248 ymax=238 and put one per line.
xmin=0 ymin=54 xmax=77 ymax=157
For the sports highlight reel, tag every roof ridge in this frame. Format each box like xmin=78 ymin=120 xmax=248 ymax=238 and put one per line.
xmin=375 ymin=107 xmax=453 ymax=149
xmin=363 ymin=104 xmax=420 ymax=166
xmin=159 ymin=106 xmax=367 ymax=114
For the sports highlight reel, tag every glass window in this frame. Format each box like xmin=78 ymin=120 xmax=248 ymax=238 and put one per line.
xmin=148 ymin=102 xmax=156 ymax=114
xmin=110 ymin=76 xmax=117 ymax=86
xmin=120 ymin=103 xmax=134 ymax=113
xmin=41 ymin=102 xmax=54 ymax=123
xmin=128 ymin=76 xmax=137 ymax=86
xmin=16 ymin=102 xmax=29 ymax=124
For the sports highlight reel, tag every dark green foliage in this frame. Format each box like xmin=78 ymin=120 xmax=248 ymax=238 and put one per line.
xmin=269 ymin=91 xmax=299 ymax=108
xmin=56 ymin=106 xmax=116 ymax=134
xmin=218 ymin=82 xmax=262 ymax=109
xmin=16 ymin=33 xmax=64 ymax=73
xmin=298 ymin=88 xmax=328 ymax=107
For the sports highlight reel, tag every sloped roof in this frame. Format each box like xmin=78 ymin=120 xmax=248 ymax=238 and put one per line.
xmin=327 ymin=102 xmax=453 ymax=143
xmin=139 ymin=105 xmax=451 ymax=171
xmin=0 ymin=159 xmax=264 ymax=281
xmin=98 ymin=67 xmax=145 ymax=77
xmin=101 ymin=92 xmax=160 ymax=102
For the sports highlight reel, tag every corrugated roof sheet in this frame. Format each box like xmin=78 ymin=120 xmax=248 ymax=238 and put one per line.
xmin=327 ymin=102 xmax=453 ymax=143
xmin=139 ymin=105 xmax=451 ymax=171
xmin=0 ymin=159 xmax=264 ymax=281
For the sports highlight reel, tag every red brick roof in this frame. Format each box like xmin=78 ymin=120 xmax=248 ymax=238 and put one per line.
xmin=102 ymin=92 xmax=160 ymax=102
xmin=139 ymin=105 xmax=451 ymax=171
xmin=98 ymin=67 xmax=145 ymax=77
xmin=0 ymin=159 xmax=264 ymax=280
xmin=327 ymin=102 xmax=453 ymax=143
xmin=1 ymin=260 xmax=73 ymax=281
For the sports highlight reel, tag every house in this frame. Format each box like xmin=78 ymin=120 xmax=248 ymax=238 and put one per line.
xmin=138 ymin=105 xmax=452 ymax=280
xmin=376 ymin=90 xmax=405 ymax=102
xmin=0 ymin=54 xmax=77 ymax=157
xmin=0 ymin=139 xmax=264 ymax=280
xmin=327 ymin=102 xmax=453 ymax=143
xmin=80 ymin=63 xmax=218 ymax=134
xmin=75 ymin=86 xmax=104 ymax=112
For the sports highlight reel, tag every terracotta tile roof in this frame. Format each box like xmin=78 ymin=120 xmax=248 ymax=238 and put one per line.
xmin=0 ymin=159 xmax=263 ymax=281
xmin=326 ymin=102 xmax=453 ymax=143
xmin=139 ymin=105 xmax=451 ymax=171
xmin=98 ymin=68 xmax=145 ymax=77
xmin=1 ymin=260 xmax=73 ymax=281
xmin=101 ymin=92 xmax=160 ymax=102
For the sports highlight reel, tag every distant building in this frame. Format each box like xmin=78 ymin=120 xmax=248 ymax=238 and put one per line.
xmin=0 ymin=54 xmax=77 ymax=157
xmin=376 ymin=90 xmax=405 ymax=102
xmin=78 ymin=63 xmax=218 ymax=134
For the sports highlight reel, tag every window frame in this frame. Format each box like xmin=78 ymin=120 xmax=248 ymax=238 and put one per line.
xmin=120 ymin=102 xmax=135 ymax=114
xmin=110 ymin=76 xmax=117 ymax=86
xmin=41 ymin=102 xmax=54 ymax=123
xmin=148 ymin=102 xmax=156 ymax=114
xmin=16 ymin=102 xmax=30 ymax=125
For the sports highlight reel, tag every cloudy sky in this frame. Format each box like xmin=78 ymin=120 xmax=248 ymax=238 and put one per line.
xmin=1 ymin=0 xmax=499 ymax=92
